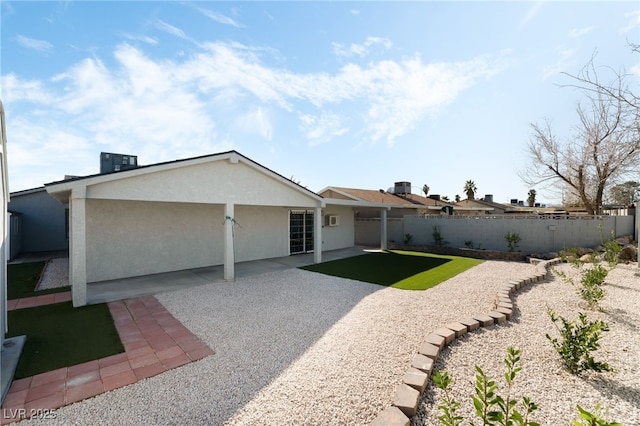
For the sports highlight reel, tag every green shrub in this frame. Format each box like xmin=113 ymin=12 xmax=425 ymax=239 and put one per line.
xmin=572 ymin=404 xmax=623 ymax=426
xmin=504 ymin=232 xmax=522 ymax=252
xmin=434 ymin=347 xmax=539 ymax=426
xmin=432 ymin=225 xmax=448 ymax=246
xmin=580 ymin=265 xmax=608 ymax=310
xmin=546 ymin=309 xmax=613 ymax=375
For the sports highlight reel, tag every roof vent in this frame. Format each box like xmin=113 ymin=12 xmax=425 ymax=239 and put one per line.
xmin=100 ymin=152 xmax=139 ymax=174
xmin=428 ymin=194 xmax=441 ymax=201
xmin=394 ymin=181 xmax=411 ymax=195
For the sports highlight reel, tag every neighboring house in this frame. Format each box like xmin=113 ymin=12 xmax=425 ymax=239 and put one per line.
xmin=319 ymin=186 xmax=420 ymax=218
xmin=454 ymin=195 xmax=517 ymax=215
xmin=319 ymin=184 xmax=455 ymax=218
xmin=8 ymin=187 xmax=69 ymax=257
xmin=318 ymin=185 xmax=457 ymax=246
xmin=45 ymin=151 xmax=361 ymax=307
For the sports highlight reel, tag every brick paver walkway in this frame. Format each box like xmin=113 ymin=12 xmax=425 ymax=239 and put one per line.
xmin=1 ymin=295 xmax=214 ymax=424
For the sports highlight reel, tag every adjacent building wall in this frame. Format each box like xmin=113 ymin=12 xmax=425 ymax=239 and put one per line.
xmin=321 ymin=205 xmax=355 ymax=251
xmin=355 ymin=218 xmax=403 ymax=246
xmin=8 ymin=189 xmax=68 ymax=253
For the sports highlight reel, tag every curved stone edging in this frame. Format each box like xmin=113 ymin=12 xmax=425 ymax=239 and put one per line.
xmin=371 ymin=258 xmax=562 ymax=426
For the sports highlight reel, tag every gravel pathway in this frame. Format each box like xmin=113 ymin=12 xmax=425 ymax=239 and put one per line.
xmin=21 ymin=260 xmax=638 ymax=425
xmin=35 ymin=258 xmax=69 ymax=290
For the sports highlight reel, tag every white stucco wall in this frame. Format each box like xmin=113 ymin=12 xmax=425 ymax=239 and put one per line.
xmin=321 ymin=205 xmax=355 ymax=251
xmin=233 ymin=205 xmax=290 ymax=262
xmin=86 ymin=199 xmax=225 ymax=282
xmin=87 ymin=158 xmax=318 ymax=208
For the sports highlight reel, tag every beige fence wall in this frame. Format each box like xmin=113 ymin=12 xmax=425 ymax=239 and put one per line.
xmin=356 ymin=215 xmax=635 ymax=253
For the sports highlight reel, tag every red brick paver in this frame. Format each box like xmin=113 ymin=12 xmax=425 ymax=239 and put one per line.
xmin=1 ymin=295 xmax=214 ymax=424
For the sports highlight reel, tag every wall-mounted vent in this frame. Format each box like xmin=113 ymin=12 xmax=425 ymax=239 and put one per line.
xmin=325 ymin=215 xmax=340 ymax=227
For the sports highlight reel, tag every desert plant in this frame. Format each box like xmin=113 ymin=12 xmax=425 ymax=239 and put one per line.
xmin=600 ymin=228 xmax=622 ymax=267
xmin=572 ymin=404 xmax=623 ymax=426
xmin=504 ymin=231 xmax=522 ymax=252
xmin=464 ymin=240 xmax=473 ymax=248
xmin=580 ymin=265 xmax=608 ymax=310
xmin=404 ymin=233 xmax=413 ymax=244
xmin=432 ymin=225 xmax=448 ymax=246
xmin=434 ymin=347 xmax=539 ymax=426
xmin=432 ymin=371 xmax=463 ymax=426
xmin=546 ymin=309 xmax=613 ymax=375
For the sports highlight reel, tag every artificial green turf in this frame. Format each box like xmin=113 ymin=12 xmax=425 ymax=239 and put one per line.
xmin=7 ymin=261 xmax=71 ymax=300
xmin=301 ymin=250 xmax=483 ymax=290
xmin=6 ymin=302 xmax=125 ymax=378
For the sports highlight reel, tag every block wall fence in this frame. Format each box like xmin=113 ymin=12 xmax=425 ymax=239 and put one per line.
xmin=355 ymin=215 xmax=635 ymax=253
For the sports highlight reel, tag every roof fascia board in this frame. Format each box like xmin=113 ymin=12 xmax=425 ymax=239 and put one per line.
xmin=324 ymin=198 xmax=420 ymax=209
xmin=318 ymin=187 xmax=362 ymax=202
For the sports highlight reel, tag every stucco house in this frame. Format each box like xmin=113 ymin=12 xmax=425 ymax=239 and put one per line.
xmin=454 ymin=195 xmax=516 ymax=215
xmin=8 ymin=187 xmax=69 ymax=259
xmin=319 ymin=185 xmax=455 ymax=218
xmin=44 ymin=151 xmax=367 ymax=307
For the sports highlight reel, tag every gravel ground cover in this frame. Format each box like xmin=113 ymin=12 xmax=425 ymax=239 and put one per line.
xmin=26 ymin=260 xmax=537 ymax=425
xmin=415 ymin=262 xmax=640 ymax=426
xmin=35 ymin=258 xmax=69 ymax=290
xmin=22 ymin=261 xmax=640 ymax=425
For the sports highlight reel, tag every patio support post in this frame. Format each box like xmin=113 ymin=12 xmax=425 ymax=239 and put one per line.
xmin=380 ymin=208 xmax=388 ymax=250
xmin=70 ymin=187 xmax=87 ymax=307
xmin=224 ymin=202 xmax=235 ymax=281
xmin=314 ymin=207 xmax=322 ymax=264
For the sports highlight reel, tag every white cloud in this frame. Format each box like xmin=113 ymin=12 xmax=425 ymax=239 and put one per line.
xmin=122 ymin=33 xmax=159 ymax=45
xmin=0 ymin=73 xmax=53 ymax=103
xmin=234 ymin=106 xmax=273 ymax=141
xmin=154 ymin=19 xmax=190 ymax=41
xmin=299 ymin=113 xmax=349 ymax=146
xmin=332 ymin=37 xmax=393 ymax=58
xmin=541 ymin=47 xmax=576 ymax=79
xmin=620 ymin=9 xmax=640 ymax=33
xmin=519 ymin=1 xmax=544 ymax=29
xmin=4 ymin=39 xmax=502 ymax=189
xmin=197 ymin=7 xmax=243 ymax=28
xmin=568 ymin=26 xmax=595 ymax=38
xmin=15 ymin=34 xmax=53 ymax=51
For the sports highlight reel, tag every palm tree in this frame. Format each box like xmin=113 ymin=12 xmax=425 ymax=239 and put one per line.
xmin=455 ymin=194 xmax=461 ymax=202
xmin=527 ymin=189 xmax=537 ymax=207
xmin=422 ymin=184 xmax=430 ymax=197
xmin=463 ymin=180 xmax=477 ymax=200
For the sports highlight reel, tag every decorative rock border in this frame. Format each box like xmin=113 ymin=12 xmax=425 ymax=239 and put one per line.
xmin=371 ymin=257 xmax=562 ymax=425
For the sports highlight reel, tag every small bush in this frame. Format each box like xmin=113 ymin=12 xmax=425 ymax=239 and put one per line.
xmin=434 ymin=347 xmax=539 ymax=426
xmin=432 ymin=225 xmax=448 ymax=246
xmin=572 ymin=404 xmax=623 ymax=426
xmin=504 ymin=231 xmax=522 ymax=252
xmin=546 ymin=309 xmax=613 ymax=375
xmin=404 ymin=233 xmax=413 ymax=244
xmin=580 ymin=265 xmax=608 ymax=310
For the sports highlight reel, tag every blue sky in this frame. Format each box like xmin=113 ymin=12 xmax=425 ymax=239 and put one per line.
xmin=1 ymin=1 xmax=638 ymax=204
